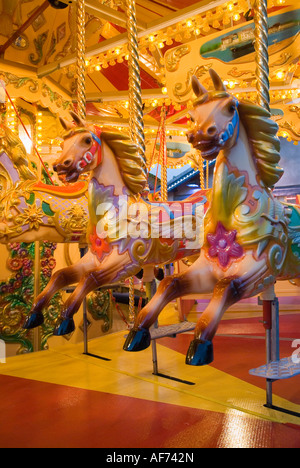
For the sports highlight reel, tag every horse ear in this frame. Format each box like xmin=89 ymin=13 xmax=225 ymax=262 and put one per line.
xmin=192 ymin=75 xmax=207 ymax=98
xmin=70 ymin=111 xmax=86 ymax=128
xmin=59 ymin=116 xmax=75 ymax=130
xmin=209 ymin=69 xmax=226 ymax=92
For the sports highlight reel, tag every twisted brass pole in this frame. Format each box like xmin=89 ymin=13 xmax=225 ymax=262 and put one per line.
xmin=198 ymin=154 xmax=205 ymax=190
xmin=126 ymin=0 xmax=146 ymax=171
xmin=76 ymin=0 xmax=86 ymax=120
xmin=254 ymin=0 xmax=270 ymax=113
xmin=126 ymin=0 xmax=147 ymax=324
xmin=160 ymin=107 xmax=168 ymax=202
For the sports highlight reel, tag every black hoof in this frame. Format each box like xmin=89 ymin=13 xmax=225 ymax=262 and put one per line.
xmin=123 ymin=328 xmax=151 ymax=352
xmin=186 ymin=339 xmax=214 ymax=366
xmin=53 ymin=317 xmax=75 ymax=336
xmin=23 ymin=312 xmax=44 ymax=329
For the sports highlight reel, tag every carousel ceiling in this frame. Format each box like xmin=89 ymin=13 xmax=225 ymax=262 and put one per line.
xmin=0 ymin=0 xmax=299 ymax=168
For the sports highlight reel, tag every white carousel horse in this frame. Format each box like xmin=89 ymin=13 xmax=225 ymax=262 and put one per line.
xmin=123 ymin=69 xmax=300 ymax=365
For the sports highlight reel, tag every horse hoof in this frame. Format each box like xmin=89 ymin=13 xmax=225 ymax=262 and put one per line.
xmin=186 ymin=339 xmax=214 ymax=366
xmin=23 ymin=312 xmax=44 ymax=329
xmin=53 ymin=318 xmax=75 ymax=336
xmin=123 ymin=328 xmax=151 ymax=352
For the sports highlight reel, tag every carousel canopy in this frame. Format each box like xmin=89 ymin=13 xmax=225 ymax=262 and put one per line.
xmin=0 ymin=0 xmax=299 ymax=171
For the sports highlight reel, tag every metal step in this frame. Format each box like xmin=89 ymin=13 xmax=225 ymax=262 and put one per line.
xmin=150 ymin=322 xmax=196 ymax=340
xmin=249 ymin=357 xmax=300 ymax=380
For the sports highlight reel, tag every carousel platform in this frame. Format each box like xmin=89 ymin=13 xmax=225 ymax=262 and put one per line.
xmin=0 ymin=300 xmax=299 ymax=448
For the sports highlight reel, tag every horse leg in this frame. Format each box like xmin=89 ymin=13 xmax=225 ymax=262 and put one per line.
xmin=186 ymin=262 xmax=269 ymax=366
xmin=53 ymin=269 xmax=100 ymax=335
xmin=124 ymin=257 xmax=216 ymax=352
xmin=23 ymin=250 xmax=99 ymax=329
xmin=54 ymin=255 xmax=137 ymax=336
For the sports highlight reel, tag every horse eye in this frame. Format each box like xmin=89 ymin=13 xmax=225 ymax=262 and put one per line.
xmin=85 ymin=137 xmax=92 ymax=145
xmin=229 ymin=104 xmax=236 ymax=113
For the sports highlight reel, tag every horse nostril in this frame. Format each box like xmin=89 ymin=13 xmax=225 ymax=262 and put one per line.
xmin=63 ymin=160 xmax=72 ymax=167
xmin=207 ymin=125 xmax=217 ymax=136
xmin=187 ymin=132 xmax=195 ymax=143
xmin=53 ymin=165 xmax=58 ymax=172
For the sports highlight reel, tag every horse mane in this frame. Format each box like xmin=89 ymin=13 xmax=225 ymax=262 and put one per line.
xmin=100 ymin=128 xmax=147 ymax=195
xmin=0 ymin=124 xmax=37 ymax=181
xmin=237 ymin=100 xmax=284 ymax=188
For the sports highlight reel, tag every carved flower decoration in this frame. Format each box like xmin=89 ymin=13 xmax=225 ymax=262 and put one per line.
xmin=90 ymin=227 xmax=111 ymax=261
xmin=207 ymin=222 xmax=243 ymax=268
xmin=7 ymin=258 xmax=23 ymax=271
xmin=17 ymin=205 xmax=44 ymax=230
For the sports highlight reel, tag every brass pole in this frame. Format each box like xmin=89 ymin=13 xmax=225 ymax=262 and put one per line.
xmin=198 ymin=153 xmax=205 ymax=190
xmin=254 ymin=0 xmax=270 ymax=112
xmin=126 ymin=0 xmax=146 ymax=169
xmin=160 ymin=107 xmax=168 ymax=202
xmin=126 ymin=0 xmax=147 ymax=324
xmin=76 ymin=0 xmax=86 ymax=120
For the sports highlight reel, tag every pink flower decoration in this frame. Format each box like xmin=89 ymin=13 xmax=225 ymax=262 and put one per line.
xmin=207 ymin=222 xmax=243 ymax=268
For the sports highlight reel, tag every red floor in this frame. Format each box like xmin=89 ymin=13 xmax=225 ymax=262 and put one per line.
xmin=0 ymin=313 xmax=299 ymax=448
xmin=0 ymin=373 xmax=299 ymax=448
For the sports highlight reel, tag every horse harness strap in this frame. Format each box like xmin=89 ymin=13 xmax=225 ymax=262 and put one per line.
xmin=76 ymin=126 xmax=102 ymax=173
xmin=219 ymin=101 xmax=240 ymax=147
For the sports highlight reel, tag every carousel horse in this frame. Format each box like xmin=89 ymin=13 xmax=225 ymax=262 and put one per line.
xmin=23 ymin=111 xmax=207 ymax=334
xmin=0 ymin=123 xmax=89 ymax=244
xmin=124 ymin=69 xmax=300 ymax=365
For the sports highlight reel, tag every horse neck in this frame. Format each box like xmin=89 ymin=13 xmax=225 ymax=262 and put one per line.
xmin=207 ymin=121 xmax=268 ymax=231
xmin=91 ymin=141 xmax=128 ymax=197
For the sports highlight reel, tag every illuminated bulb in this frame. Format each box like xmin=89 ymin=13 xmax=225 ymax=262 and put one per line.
xmin=276 ymin=71 xmax=285 ymax=80
xmin=187 ymin=20 xmax=193 ymax=28
xmin=158 ymin=42 xmax=164 ymax=49
xmin=233 ymin=13 xmax=240 ymax=21
xmin=115 ymin=48 xmax=121 ymax=55
xmin=95 ymin=65 xmax=101 ymax=71
xmin=227 ymin=2 xmax=234 ymax=11
xmin=162 ymin=87 xmax=168 ymax=95
xmin=149 ymin=35 xmax=155 ymax=42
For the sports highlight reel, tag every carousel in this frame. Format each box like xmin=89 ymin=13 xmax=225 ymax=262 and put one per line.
xmin=0 ymin=0 xmax=299 ymax=449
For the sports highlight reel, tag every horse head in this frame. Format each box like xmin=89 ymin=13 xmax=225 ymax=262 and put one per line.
xmin=187 ymin=69 xmax=240 ymax=160
xmin=54 ymin=112 xmax=102 ymax=183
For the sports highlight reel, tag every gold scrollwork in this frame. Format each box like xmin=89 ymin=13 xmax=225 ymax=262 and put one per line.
xmin=173 ymin=64 xmax=213 ymax=101
xmin=270 ymin=52 xmax=293 ymax=68
xmin=165 ymin=45 xmax=191 ymax=73
xmin=227 ymin=66 xmax=253 ymax=78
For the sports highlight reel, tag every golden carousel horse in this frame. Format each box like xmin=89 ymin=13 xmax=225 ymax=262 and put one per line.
xmin=123 ymin=69 xmax=300 ymax=365
xmin=0 ymin=123 xmax=89 ymax=245
xmin=24 ymin=112 xmax=207 ymax=335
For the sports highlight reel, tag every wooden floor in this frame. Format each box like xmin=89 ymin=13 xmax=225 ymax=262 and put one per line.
xmin=0 ymin=300 xmax=299 ymax=448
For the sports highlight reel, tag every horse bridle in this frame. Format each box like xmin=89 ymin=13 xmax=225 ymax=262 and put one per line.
xmin=76 ymin=127 xmax=103 ymax=173
xmin=218 ymin=99 xmax=240 ymax=148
